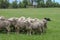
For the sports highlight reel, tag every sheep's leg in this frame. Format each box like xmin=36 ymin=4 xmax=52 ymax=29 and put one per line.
xmin=29 ymin=30 xmax=32 ymax=35
xmin=27 ymin=29 xmax=32 ymax=35
xmin=6 ymin=27 xmax=10 ymax=34
xmin=44 ymin=24 xmax=47 ymax=33
xmin=38 ymin=27 xmax=42 ymax=35
xmin=32 ymin=30 xmax=35 ymax=35
xmin=44 ymin=24 xmax=47 ymax=28
xmin=44 ymin=28 xmax=47 ymax=33
xmin=16 ymin=27 xmax=20 ymax=34
xmin=41 ymin=25 xmax=45 ymax=33
xmin=27 ymin=30 xmax=29 ymax=35
xmin=15 ymin=25 xmax=20 ymax=34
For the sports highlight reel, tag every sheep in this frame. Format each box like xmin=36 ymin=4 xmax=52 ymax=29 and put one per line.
xmin=8 ymin=17 xmax=18 ymax=25
xmin=42 ymin=18 xmax=51 ymax=28
xmin=34 ymin=18 xmax=51 ymax=33
xmin=0 ymin=19 xmax=11 ymax=34
xmin=15 ymin=16 xmax=26 ymax=33
xmin=8 ymin=17 xmax=18 ymax=32
xmin=25 ymin=18 xmax=42 ymax=35
xmin=25 ymin=17 xmax=51 ymax=35
xmin=39 ymin=18 xmax=51 ymax=33
xmin=0 ymin=16 xmax=51 ymax=35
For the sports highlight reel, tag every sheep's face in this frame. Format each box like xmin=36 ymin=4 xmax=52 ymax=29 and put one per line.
xmin=44 ymin=18 xmax=51 ymax=21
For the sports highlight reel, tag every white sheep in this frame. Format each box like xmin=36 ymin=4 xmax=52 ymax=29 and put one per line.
xmin=8 ymin=17 xmax=18 ymax=32
xmin=25 ymin=18 xmax=42 ymax=35
xmin=15 ymin=16 xmax=26 ymax=33
xmin=0 ymin=19 xmax=11 ymax=33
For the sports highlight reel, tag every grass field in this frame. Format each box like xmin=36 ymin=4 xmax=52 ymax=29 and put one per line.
xmin=0 ymin=8 xmax=60 ymax=40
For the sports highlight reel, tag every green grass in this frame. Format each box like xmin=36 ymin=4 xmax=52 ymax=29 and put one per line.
xmin=0 ymin=8 xmax=60 ymax=40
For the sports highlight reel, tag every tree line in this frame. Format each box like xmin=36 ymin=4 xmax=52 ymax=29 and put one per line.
xmin=0 ymin=0 xmax=60 ymax=8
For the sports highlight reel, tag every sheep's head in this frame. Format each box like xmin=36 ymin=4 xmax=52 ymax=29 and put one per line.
xmin=24 ymin=20 xmax=31 ymax=26
xmin=44 ymin=18 xmax=51 ymax=21
xmin=0 ymin=16 xmax=6 ymax=20
xmin=8 ymin=18 xmax=18 ymax=25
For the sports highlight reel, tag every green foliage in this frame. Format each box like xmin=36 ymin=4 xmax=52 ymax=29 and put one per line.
xmin=37 ymin=0 xmax=45 ymax=8
xmin=18 ymin=2 xmax=25 ymax=8
xmin=22 ymin=0 xmax=28 ymax=8
xmin=46 ymin=0 xmax=52 ymax=7
xmin=54 ymin=2 xmax=60 ymax=7
xmin=18 ymin=0 xmax=28 ymax=8
xmin=0 ymin=0 xmax=60 ymax=8
xmin=27 ymin=0 xmax=32 ymax=6
xmin=0 ymin=0 xmax=9 ymax=8
xmin=11 ymin=0 xmax=18 ymax=8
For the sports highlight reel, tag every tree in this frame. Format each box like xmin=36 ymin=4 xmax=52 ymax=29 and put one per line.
xmin=18 ymin=2 xmax=24 ymax=8
xmin=46 ymin=0 xmax=52 ymax=7
xmin=0 ymin=0 xmax=2 ymax=8
xmin=23 ymin=0 xmax=28 ymax=8
xmin=54 ymin=2 xmax=60 ymax=7
xmin=37 ymin=0 xmax=45 ymax=8
xmin=30 ymin=0 xmax=34 ymax=5
xmin=27 ymin=0 xmax=32 ymax=6
xmin=39 ymin=0 xmax=45 ymax=7
xmin=0 ymin=0 xmax=9 ymax=8
xmin=12 ymin=0 xmax=18 ymax=8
